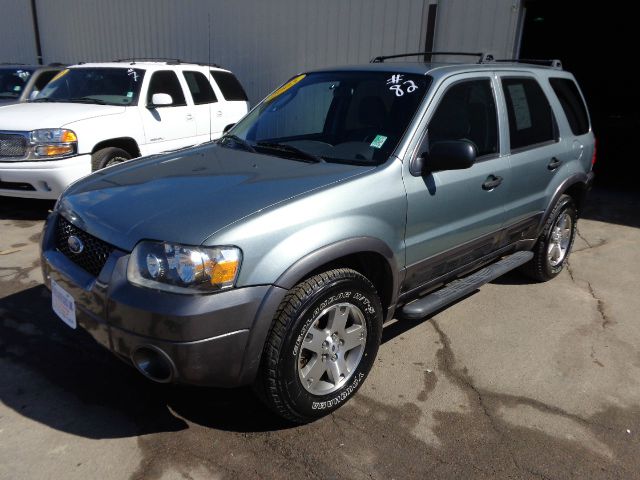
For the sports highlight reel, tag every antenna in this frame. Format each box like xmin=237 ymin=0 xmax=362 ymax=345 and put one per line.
xmin=208 ymin=12 xmax=212 ymax=142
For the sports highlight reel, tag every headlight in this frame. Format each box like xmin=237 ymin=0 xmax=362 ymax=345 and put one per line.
xmin=127 ymin=241 xmax=242 ymax=294
xmin=29 ymin=128 xmax=77 ymax=159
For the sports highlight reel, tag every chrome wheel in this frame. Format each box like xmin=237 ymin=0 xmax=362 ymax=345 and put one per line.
xmin=547 ymin=212 xmax=573 ymax=267
xmin=297 ymin=302 xmax=367 ymax=396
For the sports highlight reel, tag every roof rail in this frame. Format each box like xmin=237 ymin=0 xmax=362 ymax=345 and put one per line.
xmin=114 ymin=57 xmax=184 ymax=64
xmin=370 ymin=51 xmax=492 ymax=63
xmin=490 ymin=58 xmax=563 ymax=69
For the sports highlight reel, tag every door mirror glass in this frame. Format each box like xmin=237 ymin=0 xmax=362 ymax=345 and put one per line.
xmin=149 ymin=93 xmax=173 ymax=108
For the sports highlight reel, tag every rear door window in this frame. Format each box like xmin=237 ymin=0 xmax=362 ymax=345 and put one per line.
xmin=210 ymin=70 xmax=248 ymax=101
xmin=502 ymin=77 xmax=556 ymax=151
xmin=183 ymin=71 xmax=217 ymax=105
xmin=549 ymin=78 xmax=590 ymax=135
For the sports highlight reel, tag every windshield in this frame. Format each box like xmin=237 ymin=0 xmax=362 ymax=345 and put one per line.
xmin=35 ymin=67 xmax=145 ymax=106
xmin=0 ymin=68 xmax=34 ymax=99
xmin=226 ymin=71 xmax=431 ymax=165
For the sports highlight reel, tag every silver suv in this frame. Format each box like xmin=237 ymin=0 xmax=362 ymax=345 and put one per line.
xmin=40 ymin=52 xmax=595 ymax=423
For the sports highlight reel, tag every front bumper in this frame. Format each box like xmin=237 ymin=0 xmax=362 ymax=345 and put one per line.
xmin=0 ymin=154 xmax=92 ymax=199
xmin=40 ymin=212 xmax=286 ymax=387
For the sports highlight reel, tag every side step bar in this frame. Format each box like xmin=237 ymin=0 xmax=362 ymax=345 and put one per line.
xmin=399 ymin=251 xmax=534 ymax=320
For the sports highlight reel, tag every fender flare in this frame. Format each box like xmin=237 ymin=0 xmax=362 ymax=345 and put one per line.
xmin=538 ymin=171 xmax=594 ymax=233
xmin=236 ymin=236 xmax=401 ymax=385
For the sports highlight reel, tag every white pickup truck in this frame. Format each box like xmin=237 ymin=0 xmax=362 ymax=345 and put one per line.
xmin=0 ymin=61 xmax=249 ymax=199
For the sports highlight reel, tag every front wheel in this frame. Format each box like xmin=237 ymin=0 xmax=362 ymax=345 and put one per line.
xmin=91 ymin=147 xmax=132 ymax=171
xmin=522 ymin=194 xmax=577 ymax=281
xmin=257 ymin=268 xmax=383 ymax=423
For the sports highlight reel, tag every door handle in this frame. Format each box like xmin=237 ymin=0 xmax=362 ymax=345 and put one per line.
xmin=548 ymin=157 xmax=562 ymax=170
xmin=186 ymin=114 xmax=193 ymax=120
xmin=482 ymin=175 xmax=503 ymax=190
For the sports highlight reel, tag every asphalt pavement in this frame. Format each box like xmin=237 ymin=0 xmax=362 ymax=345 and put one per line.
xmin=1 ymin=186 xmax=638 ymax=479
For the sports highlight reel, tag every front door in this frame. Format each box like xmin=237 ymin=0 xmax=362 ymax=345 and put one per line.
xmin=403 ymin=73 xmax=511 ymax=293
xmin=139 ymin=70 xmax=196 ymax=154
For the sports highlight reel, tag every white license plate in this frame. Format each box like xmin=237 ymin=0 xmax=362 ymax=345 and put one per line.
xmin=51 ymin=278 xmax=77 ymax=329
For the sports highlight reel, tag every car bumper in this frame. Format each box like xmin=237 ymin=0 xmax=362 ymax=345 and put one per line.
xmin=40 ymin=212 xmax=287 ymax=387
xmin=0 ymin=154 xmax=92 ymax=199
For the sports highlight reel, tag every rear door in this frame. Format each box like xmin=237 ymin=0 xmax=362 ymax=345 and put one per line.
xmin=139 ymin=70 xmax=196 ymax=154
xmin=497 ymin=74 xmax=566 ymax=232
xmin=403 ymin=73 xmax=511 ymax=293
xmin=182 ymin=70 xmax=226 ymax=141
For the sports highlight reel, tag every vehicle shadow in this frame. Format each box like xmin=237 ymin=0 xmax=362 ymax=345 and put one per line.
xmin=580 ymin=184 xmax=640 ymax=229
xmin=0 ymin=196 xmax=55 ymax=221
xmin=0 ymin=285 xmax=293 ymax=439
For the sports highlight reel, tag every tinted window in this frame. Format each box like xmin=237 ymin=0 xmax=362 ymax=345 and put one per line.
xmin=147 ymin=71 xmax=186 ymax=106
xmin=502 ymin=78 xmax=555 ymax=150
xmin=0 ymin=68 xmax=34 ymax=99
xmin=183 ymin=71 xmax=217 ymax=104
xmin=549 ymin=78 xmax=589 ymax=135
xmin=34 ymin=70 xmax=59 ymax=90
xmin=428 ymin=79 xmax=498 ymax=157
xmin=211 ymin=70 xmax=248 ymax=101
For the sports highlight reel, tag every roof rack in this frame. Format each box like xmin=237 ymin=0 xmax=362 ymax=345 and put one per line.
xmin=489 ymin=58 xmax=563 ymax=69
xmin=370 ymin=51 xmax=494 ymax=63
xmin=113 ymin=58 xmax=222 ymax=68
xmin=114 ymin=57 xmax=184 ymax=64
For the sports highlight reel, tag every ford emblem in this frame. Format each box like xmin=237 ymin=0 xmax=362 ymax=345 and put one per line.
xmin=67 ymin=235 xmax=84 ymax=254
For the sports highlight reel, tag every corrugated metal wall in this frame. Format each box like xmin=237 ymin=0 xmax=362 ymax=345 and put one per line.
xmin=0 ymin=1 xmax=523 ymax=102
xmin=0 ymin=0 xmax=38 ymax=64
xmin=434 ymin=0 xmax=521 ymax=59
xmin=31 ymin=0 xmax=430 ymax=103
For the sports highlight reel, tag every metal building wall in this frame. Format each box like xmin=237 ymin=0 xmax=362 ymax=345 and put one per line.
xmin=0 ymin=0 xmax=38 ymax=64
xmin=433 ymin=0 xmax=522 ymax=59
xmin=31 ymin=0 xmax=429 ymax=103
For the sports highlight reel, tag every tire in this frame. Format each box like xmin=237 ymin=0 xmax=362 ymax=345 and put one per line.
xmin=522 ymin=194 xmax=577 ymax=282
xmin=256 ymin=268 xmax=383 ymax=423
xmin=91 ymin=147 xmax=132 ymax=171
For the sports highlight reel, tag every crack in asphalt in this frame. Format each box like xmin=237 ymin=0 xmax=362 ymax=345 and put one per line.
xmin=430 ymin=317 xmax=623 ymax=479
xmin=567 ymin=261 xmax=611 ymax=330
xmin=431 ymin=320 xmax=522 ymax=477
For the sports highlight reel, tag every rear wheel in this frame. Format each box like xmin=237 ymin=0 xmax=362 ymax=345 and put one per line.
xmin=523 ymin=194 xmax=577 ymax=281
xmin=256 ymin=268 xmax=383 ymax=423
xmin=91 ymin=147 xmax=132 ymax=171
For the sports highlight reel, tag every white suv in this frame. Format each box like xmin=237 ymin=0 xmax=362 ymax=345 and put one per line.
xmin=0 ymin=60 xmax=249 ymax=199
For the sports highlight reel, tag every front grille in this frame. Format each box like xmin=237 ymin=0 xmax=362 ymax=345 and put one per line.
xmin=55 ymin=216 xmax=114 ymax=277
xmin=0 ymin=133 xmax=28 ymax=158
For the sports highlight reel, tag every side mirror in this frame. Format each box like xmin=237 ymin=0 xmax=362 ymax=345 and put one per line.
xmin=223 ymin=123 xmax=235 ymax=134
xmin=411 ymin=140 xmax=477 ymax=176
xmin=148 ymin=93 xmax=173 ymax=108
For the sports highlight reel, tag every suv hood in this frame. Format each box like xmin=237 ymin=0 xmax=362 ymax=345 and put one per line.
xmin=58 ymin=144 xmax=374 ymax=251
xmin=0 ymin=102 xmax=125 ymax=130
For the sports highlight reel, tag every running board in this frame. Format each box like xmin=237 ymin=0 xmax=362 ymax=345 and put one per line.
xmin=399 ymin=251 xmax=534 ymax=320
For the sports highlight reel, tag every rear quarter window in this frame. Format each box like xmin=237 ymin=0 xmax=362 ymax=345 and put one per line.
xmin=549 ymin=78 xmax=590 ymax=135
xmin=211 ymin=70 xmax=248 ymax=101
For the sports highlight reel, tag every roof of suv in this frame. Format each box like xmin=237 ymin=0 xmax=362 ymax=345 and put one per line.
xmin=66 ymin=61 xmax=231 ymax=72
xmin=306 ymin=61 xmax=568 ymax=79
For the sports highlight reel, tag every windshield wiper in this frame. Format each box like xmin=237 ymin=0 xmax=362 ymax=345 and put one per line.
xmin=68 ymin=97 xmax=109 ymax=105
xmin=255 ymin=142 xmax=325 ymax=163
xmin=29 ymin=97 xmax=60 ymax=102
xmin=218 ymin=134 xmax=256 ymax=153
